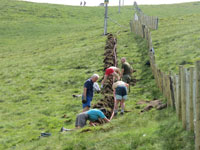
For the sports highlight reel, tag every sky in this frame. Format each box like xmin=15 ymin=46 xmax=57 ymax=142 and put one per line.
xmin=23 ymin=0 xmax=200 ymax=6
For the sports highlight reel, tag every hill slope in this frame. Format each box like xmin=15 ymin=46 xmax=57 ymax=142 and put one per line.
xmin=0 ymin=0 xmax=195 ymax=149
xmin=140 ymin=2 xmax=200 ymax=73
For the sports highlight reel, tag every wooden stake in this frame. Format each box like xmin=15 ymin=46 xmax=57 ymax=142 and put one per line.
xmin=189 ymin=67 xmax=194 ymax=131
xmin=181 ymin=67 xmax=186 ymax=129
xmin=178 ymin=66 xmax=182 ymax=120
xmin=195 ymin=61 xmax=200 ymax=150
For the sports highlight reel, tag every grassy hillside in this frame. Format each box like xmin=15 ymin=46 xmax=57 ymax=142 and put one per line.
xmin=0 ymin=0 xmax=195 ymax=149
xmin=140 ymin=2 xmax=200 ymax=73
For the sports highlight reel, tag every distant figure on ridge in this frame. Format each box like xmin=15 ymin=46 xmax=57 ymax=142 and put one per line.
xmin=113 ymin=81 xmax=129 ymax=116
xmin=82 ymin=74 xmax=99 ymax=112
xmin=80 ymin=1 xmax=82 ymax=6
xmin=101 ymin=66 xmax=121 ymax=88
xmin=84 ymin=1 xmax=86 ymax=6
xmin=60 ymin=108 xmax=110 ymax=131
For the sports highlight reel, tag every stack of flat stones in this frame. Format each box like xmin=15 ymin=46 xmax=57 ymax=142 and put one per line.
xmin=93 ymin=34 xmax=117 ymax=123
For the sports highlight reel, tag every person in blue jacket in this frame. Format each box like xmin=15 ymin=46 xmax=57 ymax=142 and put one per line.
xmin=61 ymin=108 xmax=110 ymax=132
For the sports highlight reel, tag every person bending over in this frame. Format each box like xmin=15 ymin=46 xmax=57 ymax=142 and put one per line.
xmin=61 ymin=108 xmax=110 ymax=132
xmin=101 ymin=66 xmax=121 ymax=88
xmin=112 ymin=81 xmax=129 ymax=115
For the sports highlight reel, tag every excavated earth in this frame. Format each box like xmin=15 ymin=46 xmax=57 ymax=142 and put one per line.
xmin=93 ymin=33 xmax=117 ymax=123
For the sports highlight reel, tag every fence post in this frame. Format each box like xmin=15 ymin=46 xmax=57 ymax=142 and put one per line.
xmin=169 ymin=73 xmax=175 ymax=109
xmin=185 ymin=68 xmax=190 ymax=130
xmin=156 ymin=17 xmax=159 ymax=30
xmin=163 ymin=73 xmax=167 ymax=98
xmin=195 ymin=61 xmax=200 ymax=150
xmin=193 ymin=68 xmax=197 ymax=134
xmin=189 ymin=67 xmax=194 ymax=131
xmin=175 ymin=75 xmax=179 ymax=113
xmin=178 ymin=66 xmax=182 ymax=120
xmin=142 ymin=24 xmax=145 ymax=38
xmin=181 ymin=67 xmax=186 ymax=129
xmin=166 ymin=74 xmax=171 ymax=107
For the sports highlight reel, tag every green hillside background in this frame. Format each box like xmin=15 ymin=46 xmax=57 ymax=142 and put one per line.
xmin=0 ymin=0 xmax=199 ymax=149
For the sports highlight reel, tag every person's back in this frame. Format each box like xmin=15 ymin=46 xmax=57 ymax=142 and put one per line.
xmin=112 ymin=81 xmax=127 ymax=89
xmin=122 ymin=62 xmax=132 ymax=75
xmin=84 ymin=78 xmax=94 ymax=98
xmin=87 ymin=109 xmax=106 ymax=122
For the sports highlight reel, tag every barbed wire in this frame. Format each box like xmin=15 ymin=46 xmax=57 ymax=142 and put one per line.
xmin=107 ymin=16 xmax=130 ymax=30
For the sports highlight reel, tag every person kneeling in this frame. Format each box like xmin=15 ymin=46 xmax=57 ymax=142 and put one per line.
xmin=61 ymin=108 xmax=110 ymax=132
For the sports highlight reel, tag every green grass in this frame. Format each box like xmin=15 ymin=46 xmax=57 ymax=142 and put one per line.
xmin=139 ymin=2 xmax=200 ymax=73
xmin=0 ymin=0 xmax=196 ymax=149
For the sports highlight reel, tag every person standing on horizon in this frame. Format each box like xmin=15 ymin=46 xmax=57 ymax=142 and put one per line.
xmin=82 ymin=74 xmax=99 ymax=112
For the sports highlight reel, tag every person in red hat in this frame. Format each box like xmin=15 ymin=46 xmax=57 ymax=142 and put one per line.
xmin=101 ymin=66 xmax=121 ymax=88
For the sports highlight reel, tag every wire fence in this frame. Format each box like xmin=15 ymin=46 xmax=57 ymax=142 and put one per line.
xmin=130 ymin=2 xmax=200 ymax=150
xmin=108 ymin=17 xmax=130 ymax=30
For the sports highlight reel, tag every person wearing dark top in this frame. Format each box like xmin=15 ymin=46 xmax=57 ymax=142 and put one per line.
xmin=82 ymin=74 xmax=99 ymax=112
xmin=121 ymin=57 xmax=133 ymax=84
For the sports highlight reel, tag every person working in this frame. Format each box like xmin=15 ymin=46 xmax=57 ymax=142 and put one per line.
xmin=61 ymin=108 xmax=110 ymax=131
xmin=101 ymin=66 xmax=121 ymax=88
xmin=112 ymin=81 xmax=129 ymax=115
xmin=82 ymin=74 xmax=99 ymax=112
xmin=121 ymin=57 xmax=133 ymax=84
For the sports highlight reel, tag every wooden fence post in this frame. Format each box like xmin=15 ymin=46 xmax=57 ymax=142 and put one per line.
xmin=158 ymin=69 xmax=162 ymax=92
xmin=172 ymin=74 xmax=177 ymax=108
xmin=156 ymin=17 xmax=159 ymax=30
xmin=142 ymin=24 xmax=145 ymax=38
xmin=195 ymin=61 xmax=200 ymax=150
xmin=166 ymin=74 xmax=171 ymax=107
xmin=169 ymin=74 xmax=175 ymax=109
xmin=189 ymin=67 xmax=194 ymax=131
xmin=163 ymin=73 xmax=167 ymax=98
xmin=181 ymin=67 xmax=186 ymax=129
xmin=185 ymin=68 xmax=190 ymax=130
xmin=193 ymin=68 xmax=197 ymax=133
xmin=175 ymin=75 xmax=179 ymax=114
xmin=178 ymin=66 xmax=182 ymax=120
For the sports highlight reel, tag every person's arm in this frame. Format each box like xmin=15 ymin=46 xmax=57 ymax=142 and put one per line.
xmin=125 ymin=83 xmax=129 ymax=88
xmin=103 ymin=117 xmax=110 ymax=123
xmin=113 ymin=72 xmax=120 ymax=81
xmin=113 ymin=87 xmax=115 ymax=95
xmin=89 ymin=121 xmax=96 ymax=126
xmin=130 ymin=66 xmax=133 ymax=75
xmin=101 ymin=75 xmax=107 ymax=87
xmin=116 ymin=68 xmax=121 ymax=77
xmin=93 ymin=82 xmax=100 ymax=93
xmin=121 ymin=68 xmax=124 ymax=78
xmin=83 ymin=87 xmax=87 ymax=101
xmin=112 ymin=84 xmax=116 ymax=97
